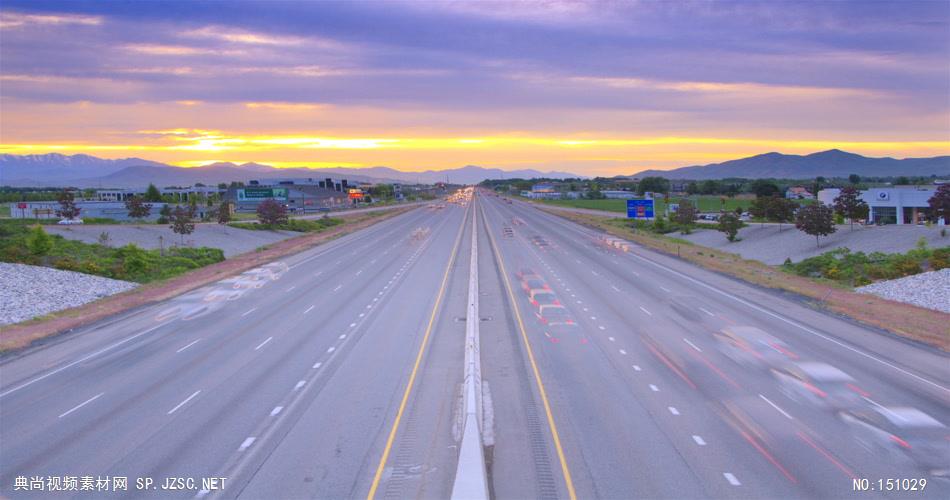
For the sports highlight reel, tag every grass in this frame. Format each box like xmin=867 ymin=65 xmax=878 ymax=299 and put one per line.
xmin=0 ymin=220 xmax=225 ymax=283
xmin=0 ymin=205 xmax=9 ymax=218
xmin=229 ymin=217 xmax=343 ymax=232
xmin=540 ymin=208 xmax=949 ymax=350
xmin=541 ymin=195 xmax=758 ymax=214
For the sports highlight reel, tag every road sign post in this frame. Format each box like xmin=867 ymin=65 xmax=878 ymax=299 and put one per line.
xmin=626 ymin=199 xmax=655 ymax=219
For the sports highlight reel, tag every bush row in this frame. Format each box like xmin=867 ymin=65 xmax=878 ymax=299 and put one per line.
xmin=782 ymin=243 xmax=949 ymax=287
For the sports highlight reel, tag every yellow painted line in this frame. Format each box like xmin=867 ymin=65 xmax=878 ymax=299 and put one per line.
xmin=478 ymin=199 xmax=578 ymax=500
xmin=366 ymin=201 xmax=470 ymax=500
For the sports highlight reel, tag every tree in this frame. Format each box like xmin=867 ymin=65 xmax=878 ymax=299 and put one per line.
xmin=832 ymin=186 xmax=869 ymax=231
xmin=700 ymin=180 xmax=720 ymax=195
xmin=795 ymin=203 xmax=836 ymax=248
xmin=257 ymin=198 xmax=288 ymax=226
xmin=55 ymin=189 xmax=81 ymax=220
xmin=125 ymin=196 xmax=152 ymax=220
xmin=927 ymin=184 xmax=950 ymax=224
xmin=717 ymin=212 xmax=742 ymax=242
xmin=217 ymin=182 xmax=228 ymax=190
xmin=768 ymin=197 xmax=797 ymax=231
xmin=749 ymin=196 xmax=770 ymax=225
xmin=673 ymin=198 xmax=697 ymax=234
xmin=169 ymin=205 xmax=195 ymax=245
xmin=895 ymin=176 xmax=910 ymax=186
xmin=813 ymin=176 xmax=826 ymax=198
xmin=750 ymin=179 xmax=780 ymax=198
xmin=27 ymin=225 xmax=53 ymax=256
xmin=157 ymin=204 xmax=172 ymax=224
xmin=848 ymin=174 xmax=861 ymax=185
xmin=217 ymin=201 xmax=232 ymax=224
xmin=685 ymin=182 xmax=699 ymax=195
xmin=636 ymin=176 xmax=670 ymax=196
xmin=144 ymin=183 xmax=163 ymax=202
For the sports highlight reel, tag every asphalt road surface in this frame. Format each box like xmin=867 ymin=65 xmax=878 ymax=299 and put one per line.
xmin=1 ymin=191 xmax=947 ymax=499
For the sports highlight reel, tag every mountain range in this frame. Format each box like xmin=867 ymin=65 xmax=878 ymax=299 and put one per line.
xmin=630 ymin=149 xmax=950 ymax=180
xmin=0 ymin=154 xmax=583 ymax=187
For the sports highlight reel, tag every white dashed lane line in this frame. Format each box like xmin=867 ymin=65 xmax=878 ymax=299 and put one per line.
xmin=692 ymin=435 xmax=706 ymax=446
xmin=312 ymin=362 xmax=322 ymax=369
xmin=611 ymin=285 xmax=621 ymax=292
xmin=327 ymin=347 xmax=336 ymax=353
xmin=632 ymin=365 xmax=641 ymax=371
xmin=176 ymin=339 xmax=201 ymax=353
xmin=619 ymin=349 xmax=627 ymax=355
xmin=759 ymin=394 xmax=793 ymax=420
xmin=167 ymin=390 xmax=201 ymax=415
xmin=332 ymin=285 xmax=342 ymax=292
xmin=241 ymin=308 xmax=257 ymax=317
xmin=668 ymin=406 xmax=680 ymax=415
xmin=683 ymin=338 xmax=702 ymax=352
xmin=293 ymin=380 xmax=306 ymax=391
xmin=639 ymin=306 xmax=652 ymax=316
xmin=239 ymin=437 xmax=256 ymax=451
xmin=254 ymin=337 xmax=273 ymax=351
xmin=58 ymin=392 xmax=104 ymax=419
xmin=286 ymin=285 xmax=296 ymax=292
xmin=723 ymin=473 xmax=741 ymax=486
xmin=649 ymin=384 xmax=659 ymax=392
xmin=270 ymin=406 xmax=283 ymax=416
xmin=699 ymin=307 xmax=715 ymax=317
xmin=659 ymin=286 xmax=670 ymax=293
xmin=304 ymin=305 xmax=315 ymax=314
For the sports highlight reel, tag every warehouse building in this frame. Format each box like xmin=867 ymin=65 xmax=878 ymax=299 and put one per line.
xmin=818 ymin=185 xmax=940 ymax=225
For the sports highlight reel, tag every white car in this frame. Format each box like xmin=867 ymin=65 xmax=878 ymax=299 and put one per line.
xmin=57 ymin=218 xmax=84 ymax=225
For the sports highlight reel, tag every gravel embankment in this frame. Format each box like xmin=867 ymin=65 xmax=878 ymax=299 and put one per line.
xmin=46 ymin=224 xmax=299 ymax=258
xmin=679 ymin=224 xmax=948 ymax=264
xmin=0 ymin=262 xmax=138 ymax=326
xmin=856 ymin=269 xmax=950 ymax=313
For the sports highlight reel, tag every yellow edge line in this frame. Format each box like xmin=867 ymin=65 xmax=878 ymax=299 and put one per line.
xmin=366 ymin=200 xmax=471 ymax=500
xmin=478 ymin=198 xmax=578 ymax=500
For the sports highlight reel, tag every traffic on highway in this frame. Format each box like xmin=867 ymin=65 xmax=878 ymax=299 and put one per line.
xmin=1 ymin=188 xmax=947 ymax=499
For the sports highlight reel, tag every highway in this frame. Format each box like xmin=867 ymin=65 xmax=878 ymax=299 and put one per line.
xmin=1 ymin=189 xmax=948 ymax=499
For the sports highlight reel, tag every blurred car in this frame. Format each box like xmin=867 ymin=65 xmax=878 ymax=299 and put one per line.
xmin=528 ymin=289 xmax=560 ymax=307
xmin=839 ymin=406 xmax=949 ymax=476
xmin=715 ymin=326 xmax=796 ymax=369
xmin=521 ymin=275 xmax=548 ymax=291
xmin=516 ymin=268 xmax=543 ymax=282
xmin=535 ymin=304 xmax=575 ymax=326
xmin=57 ymin=218 xmax=84 ymax=225
xmin=771 ymin=361 xmax=865 ymax=410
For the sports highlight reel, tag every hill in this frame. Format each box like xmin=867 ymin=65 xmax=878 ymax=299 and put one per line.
xmin=0 ymin=154 xmax=582 ymax=187
xmin=631 ymin=150 xmax=950 ymax=180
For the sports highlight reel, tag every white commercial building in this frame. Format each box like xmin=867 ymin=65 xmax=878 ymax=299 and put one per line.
xmin=818 ymin=186 xmax=940 ymax=225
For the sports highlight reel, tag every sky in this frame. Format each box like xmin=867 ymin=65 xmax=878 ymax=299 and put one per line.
xmin=0 ymin=0 xmax=948 ymax=176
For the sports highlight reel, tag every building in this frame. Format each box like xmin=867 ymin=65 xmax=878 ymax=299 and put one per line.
xmin=7 ymin=201 xmax=168 ymax=222
xmin=785 ymin=186 xmax=813 ymax=199
xmin=521 ymin=183 xmax=563 ymax=199
xmin=601 ymin=190 xmax=637 ymax=199
xmin=818 ymin=186 xmax=940 ymax=225
xmin=96 ymin=185 xmax=224 ymax=202
xmin=227 ymin=178 xmax=352 ymax=212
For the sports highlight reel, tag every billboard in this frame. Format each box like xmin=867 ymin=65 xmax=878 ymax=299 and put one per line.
xmin=237 ymin=187 xmax=287 ymax=201
xmin=626 ymin=199 xmax=655 ymax=219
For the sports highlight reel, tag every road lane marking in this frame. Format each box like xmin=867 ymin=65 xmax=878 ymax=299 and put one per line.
xmin=304 ymin=305 xmax=315 ymax=314
xmin=333 ymin=285 xmax=342 ymax=292
xmin=723 ymin=473 xmax=741 ymax=486
xmin=608 ymin=337 xmax=615 ymax=342
xmin=759 ymin=394 xmax=793 ymax=420
xmin=312 ymin=362 xmax=322 ymax=369
xmin=58 ymin=392 xmax=104 ymax=418
xmin=286 ymin=285 xmax=296 ymax=292
xmin=367 ymin=197 xmax=470 ymax=500
xmin=631 ymin=270 xmax=640 ymax=276
xmin=356 ymin=270 xmax=363 ymax=276
xmin=239 ymin=437 xmax=256 ymax=451
xmin=698 ymin=307 xmax=715 ymax=316
xmin=255 ymin=337 xmax=273 ymax=350
xmin=693 ymin=435 xmax=706 ymax=446
xmin=176 ymin=339 xmax=201 ymax=353
xmin=270 ymin=406 xmax=283 ymax=416
xmin=659 ymin=286 xmax=670 ymax=292
xmin=167 ymin=390 xmax=201 ymax=415
xmin=619 ymin=349 xmax=627 ymax=355
xmin=668 ymin=406 xmax=680 ymax=415
xmin=649 ymin=384 xmax=659 ymax=392
xmin=683 ymin=338 xmax=702 ymax=352
xmin=478 ymin=201 xmax=577 ymax=500
xmin=633 ymin=365 xmax=641 ymax=371
xmin=313 ymin=271 xmax=323 ymax=277
xmin=339 ymin=334 xmax=346 ymax=339
xmin=294 ymin=380 xmax=306 ymax=390
xmin=327 ymin=347 xmax=335 ymax=353
xmin=611 ymin=285 xmax=620 ymax=292
xmin=639 ymin=306 xmax=652 ymax=316
xmin=349 ymin=322 xmax=357 ymax=328
xmin=241 ymin=307 xmax=257 ymax=317
xmin=0 ymin=322 xmax=169 ymax=399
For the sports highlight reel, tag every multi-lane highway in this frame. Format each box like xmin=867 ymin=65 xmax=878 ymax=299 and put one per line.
xmin=1 ymin=189 xmax=947 ymax=499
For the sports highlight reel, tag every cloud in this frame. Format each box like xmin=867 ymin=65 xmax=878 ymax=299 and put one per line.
xmin=0 ymin=10 xmax=101 ymax=28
